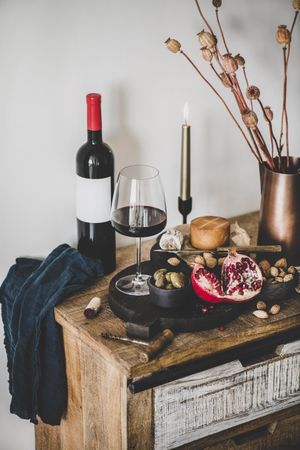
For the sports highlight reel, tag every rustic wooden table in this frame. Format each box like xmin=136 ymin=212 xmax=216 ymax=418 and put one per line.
xmin=35 ymin=212 xmax=300 ymax=450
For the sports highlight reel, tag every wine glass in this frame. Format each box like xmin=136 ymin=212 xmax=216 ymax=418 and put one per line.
xmin=111 ymin=165 xmax=167 ymax=296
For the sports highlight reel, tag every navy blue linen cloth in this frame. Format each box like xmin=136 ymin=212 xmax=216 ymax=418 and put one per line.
xmin=0 ymin=244 xmax=103 ymax=426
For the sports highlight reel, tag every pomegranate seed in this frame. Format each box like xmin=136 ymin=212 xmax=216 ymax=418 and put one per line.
xmin=202 ymin=307 xmax=208 ymax=314
xmin=218 ymin=325 xmax=225 ymax=331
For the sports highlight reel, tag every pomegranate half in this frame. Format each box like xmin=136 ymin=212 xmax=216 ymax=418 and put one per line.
xmin=191 ymin=250 xmax=263 ymax=303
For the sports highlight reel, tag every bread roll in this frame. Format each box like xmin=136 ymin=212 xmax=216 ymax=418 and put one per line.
xmin=190 ymin=216 xmax=230 ymax=250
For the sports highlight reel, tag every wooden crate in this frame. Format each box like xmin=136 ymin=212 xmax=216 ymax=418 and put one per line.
xmin=34 ymin=212 xmax=300 ymax=450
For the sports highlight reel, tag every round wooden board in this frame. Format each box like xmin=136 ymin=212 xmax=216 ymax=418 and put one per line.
xmin=109 ymin=261 xmax=242 ymax=336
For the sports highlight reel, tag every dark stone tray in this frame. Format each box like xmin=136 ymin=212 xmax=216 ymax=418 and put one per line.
xmin=108 ymin=261 xmax=243 ymax=339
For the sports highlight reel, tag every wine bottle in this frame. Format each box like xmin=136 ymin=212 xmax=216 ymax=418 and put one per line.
xmin=76 ymin=93 xmax=116 ymax=274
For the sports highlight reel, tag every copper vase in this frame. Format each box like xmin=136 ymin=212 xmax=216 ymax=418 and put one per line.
xmin=258 ymin=157 xmax=300 ymax=265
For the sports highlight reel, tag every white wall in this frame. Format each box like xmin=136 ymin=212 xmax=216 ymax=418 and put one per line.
xmin=0 ymin=0 xmax=299 ymax=448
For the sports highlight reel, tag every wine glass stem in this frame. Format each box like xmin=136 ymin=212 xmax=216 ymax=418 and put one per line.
xmin=136 ymin=237 xmax=142 ymax=280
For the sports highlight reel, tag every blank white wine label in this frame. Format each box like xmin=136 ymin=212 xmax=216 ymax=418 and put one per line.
xmin=76 ymin=175 xmax=111 ymax=223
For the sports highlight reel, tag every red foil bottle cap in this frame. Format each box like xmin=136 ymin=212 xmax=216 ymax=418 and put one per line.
xmin=86 ymin=93 xmax=102 ymax=131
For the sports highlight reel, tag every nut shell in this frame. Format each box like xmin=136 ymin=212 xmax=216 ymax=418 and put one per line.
xmin=269 ymin=304 xmax=280 ymax=315
xmin=270 ymin=266 xmax=279 ymax=277
xmin=203 ymin=252 xmax=217 ymax=269
xmin=259 ymin=259 xmax=271 ymax=277
xmin=167 ymin=257 xmax=181 ymax=267
xmin=274 ymin=258 xmax=287 ymax=269
xmin=253 ymin=310 xmax=269 ymax=319
xmin=275 ymin=276 xmax=284 ymax=283
xmin=195 ymin=255 xmax=205 ymax=265
xmin=283 ymin=274 xmax=294 ymax=282
xmin=256 ymin=300 xmax=267 ymax=310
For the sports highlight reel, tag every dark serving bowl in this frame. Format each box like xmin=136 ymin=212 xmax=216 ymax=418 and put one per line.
xmin=259 ymin=270 xmax=299 ymax=302
xmin=148 ymin=276 xmax=192 ymax=309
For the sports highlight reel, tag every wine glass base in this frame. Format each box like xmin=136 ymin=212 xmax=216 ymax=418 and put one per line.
xmin=115 ymin=274 xmax=151 ymax=296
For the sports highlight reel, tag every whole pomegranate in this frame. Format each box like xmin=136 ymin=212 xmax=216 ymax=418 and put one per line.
xmin=191 ymin=250 xmax=263 ymax=303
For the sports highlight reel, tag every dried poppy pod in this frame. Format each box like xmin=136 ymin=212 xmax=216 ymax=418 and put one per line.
xmin=234 ymin=53 xmax=245 ymax=66
xmin=197 ymin=30 xmax=217 ymax=49
xmin=293 ymin=0 xmax=300 ymax=10
xmin=223 ymin=53 xmax=238 ymax=74
xmin=246 ymin=85 xmax=260 ymax=100
xmin=220 ymin=72 xmax=231 ymax=88
xmin=264 ymin=106 xmax=273 ymax=122
xmin=201 ymin=47 xmax=213 ymax=62
xmin=165 ymin=38 xmax=181 ymax=53
xmin=213 ymin=0 xmax=222 ymax=7
xmin=242 ymin=111 xmax=258 ymax=129
xmin=276 ymin=25 xmax=290 ymax=47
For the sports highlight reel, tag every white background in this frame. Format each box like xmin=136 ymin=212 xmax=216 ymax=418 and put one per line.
xmin=0 ymin=0 xmax=299 ymax=448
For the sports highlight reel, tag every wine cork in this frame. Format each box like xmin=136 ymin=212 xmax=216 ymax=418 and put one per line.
xmin=84 ymin=296 xmax=101 ymax=319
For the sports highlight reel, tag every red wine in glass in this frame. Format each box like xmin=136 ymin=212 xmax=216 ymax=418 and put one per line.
xmin=111 ymin=205 xmax=167 ymax=238
xmin=110 ymin=165 xmax=167 ymax=296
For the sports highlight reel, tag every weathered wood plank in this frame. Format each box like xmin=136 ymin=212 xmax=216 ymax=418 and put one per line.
xmin=80 ymin=339 xmax=127 ymax=450
xmin=60 ymin=328 xmax=83 ymax=450
xmin=153 ymin=341 xmax=300 ymax=449
xmin=127 ymin=389 xmax=153 ymax=450
xmin=35 ymin=418 xmax=61 ymax=450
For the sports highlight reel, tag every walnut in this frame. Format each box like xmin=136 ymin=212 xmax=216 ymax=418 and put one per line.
xmin=259 ymin=259 xmax=271 ymax=277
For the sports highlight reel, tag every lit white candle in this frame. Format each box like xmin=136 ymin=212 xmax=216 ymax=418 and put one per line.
xmin=180 ymin=102 xmax=191 ymax=200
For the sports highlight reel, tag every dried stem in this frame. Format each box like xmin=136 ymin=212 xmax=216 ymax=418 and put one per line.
xmin=248 ymin=129 xmax=263 ymax=163
xmin=242 ymin=66 xmax=253 ymax=110
xmin=213 ymin=51 xmax=232 ymax=85
xmin=231 ymin=74 xmax=249 ymax=112
xmin=257 ymin=98 xmax=280 ymax=158
xmin=289 ymin=10 xmax=299 ymax=41
xmin=279 ymin=47 xmax=288 ymax=162
xmin=180 ymin=50 xmax=261 ymax=164
xmin=210 ymin=63 xmax=222 ymax=80
xmin=194 ymin=0 xmax=214 ymax=34
xmin=283 ymin=11 xmax=298 ymax=167
xmin=215 ymin=8 xmax=230 ymax=54
xmin=253 ymin=128 xmax=275 ymax=169
xmin=268 ymin=124 xmax=274 ymax=159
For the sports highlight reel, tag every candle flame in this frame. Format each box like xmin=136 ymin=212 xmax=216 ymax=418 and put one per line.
xmin=183 ymin=102 xmax=189 ymax=125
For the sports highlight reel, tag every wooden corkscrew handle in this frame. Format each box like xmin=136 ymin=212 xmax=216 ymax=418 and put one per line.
xmin=139 ymin=329 xmax=174 ymax=363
